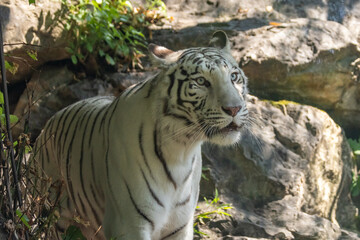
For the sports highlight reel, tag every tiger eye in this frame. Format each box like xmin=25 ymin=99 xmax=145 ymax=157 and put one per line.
xmin=196 ymin=77 xmax=206 ymax=86
xmin=231 ymin=72 xmax=239 ymax=82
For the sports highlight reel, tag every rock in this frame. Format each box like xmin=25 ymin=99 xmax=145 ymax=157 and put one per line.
xmin=13 ymin=64 xmax=112 ymax=139
xmin=200 ymin=96 xmax=359 ymax=239
xmin=12 ymin=65 xmax=157 ymax=139
xmin=161 ymin=0 xmax=360 ymax=41
xmin=0 ymin=0 xmax=69 ymax=84
xmin=152 ymin=17 xmax=360 ymax=137
xmin=230 ymin=18 xmax=360 ymax=137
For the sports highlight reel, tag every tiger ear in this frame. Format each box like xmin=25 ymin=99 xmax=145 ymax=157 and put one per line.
xmin=148 ymin=43 xmax=179 ymax=67
xmin=209 ymin=31 xmax=231 ymax=54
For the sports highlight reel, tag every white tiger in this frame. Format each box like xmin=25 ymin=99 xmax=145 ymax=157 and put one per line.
xmin=33 ymin=31 xmax=249 ymax=239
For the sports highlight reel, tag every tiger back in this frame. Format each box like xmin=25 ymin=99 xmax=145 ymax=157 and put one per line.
xmin=33 ymin=31 xmax=249 ymax=240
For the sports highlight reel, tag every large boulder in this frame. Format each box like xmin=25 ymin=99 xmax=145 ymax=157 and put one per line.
xmin=198 ymin=96 xmax=358 ymax=239
xmin=0 ymin=0 xmax=69 ymax=84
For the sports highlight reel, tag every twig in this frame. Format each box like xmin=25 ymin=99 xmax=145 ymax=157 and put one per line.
xmin=3 ymin=42 xmax=42 ymax=48
xmin=1 ymin=20 xmax=23 ymax=240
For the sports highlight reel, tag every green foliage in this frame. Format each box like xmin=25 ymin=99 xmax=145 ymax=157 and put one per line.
xmin=62 ymin=225 xmax=86 ymax=240
xmin=63 ymin=0 xmax=167 ymax=71
xmin=349 ymin=138 xmax=360 ymax=157
xmin=194 ymin=189 xmax=233 ymax=237
xmin=352 ymin=173 xmax=360 ymax=197
xmin=16 ymin=209 xmax=31 ymax=230
xmin=4 ymin=60 xmax=18 ymax=75
xmin=349 ymin=137 xmax=360 ymax=197
xmin=0 ymin=91 xmax=19 ymax=132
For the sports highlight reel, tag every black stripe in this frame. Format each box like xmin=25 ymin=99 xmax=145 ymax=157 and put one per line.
xmin=176 ymin=80 xmax=185 ymax=106
xmin=78 ymin=107 xmax=99 ymax=223
xmin=140 ymin=168 xmax=164 ymax=208
xmin=153 ymin=125 xmax=177 ymax=189
xmin=104 ymin=98 xmax=122 ymax=212
xmin=65 ymin=105 xmax=89 ymax=211
xmin=182 ymin=156 xmax=196 ymax=184
xmin=44 ymin=143 xmax=51 ymax=165
xmin=54 ymin=105 xmax=77 ymax=160
xmin=180 ymin=68 xmax=188 ymax=76
xmin=163 ymin=98 xmax=193 ymax=126
xmin=60 ymin=102 xmax=88 ymax=157
xmin=139 ymin=123 xmax=156 ymax=182
xmin=125 ymin=180 xmax=154 ymax=230
xmin=77 ymin=193 xmax=88 ymax=217
xmin=40 ymin=135 xmax=45 ymax=171
xmin=88 ymin=107 xmax=106 ymax=147
xmin=175 ymin=194 xmax=191 ymax=207
xmin=166 ymin=113 xmax=193 ymax=126
xmin=145 ymin=73 xmax=162 ymax=98
xmin=161 ymin=223 xmax=187 ymax=240
xmin=91 ymin=98 xmax=112 ymax=135
xmin=78 ymin=191 xmax=102 ymax=227
xmin=123 ymin=85 xmax=138 ymax=98
xmin=176 ymin=105 xmax=192 ymax=118
xmin=79 ymin=107 xmax=97 ymax=185
xmin=192 ymin=57 xmax=202 ymax=64
xmin=167 ymin=70 xmax=176 ymax=96
xmin=129 ymin=80 xmax=147 ymax=98
xmin=90 ymin=150 xmax=98 ymax=193
xmin=90 ymin=184 xmax=103 ymax=212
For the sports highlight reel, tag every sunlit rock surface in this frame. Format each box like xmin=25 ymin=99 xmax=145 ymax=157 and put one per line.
xmin=0 ymin=0 xmax=69 ymax=84
xmin=200 ymin=96 xmax=357 ymax=239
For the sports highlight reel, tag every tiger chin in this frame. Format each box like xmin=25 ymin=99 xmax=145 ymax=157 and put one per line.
xmin=33 ymin=31 xmax=248 ymax=240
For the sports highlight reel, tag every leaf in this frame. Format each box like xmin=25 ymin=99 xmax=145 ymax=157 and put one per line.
xmin=105 ymin=54 xmax=115 ymax=65
xmin=0 ymin=92 xmax=4 ymax=105
xmin=10 ymin=114 xmax=19 ymax=124
xmin=71 ymin=55 xmax=78 ymax=65
xmin=355 ymin=150 xmax=360 ymax=156
xmin=348 ymin=138 xmax=360 ymax=152
xmin=16 ymin=209 xmax=31 ymax=230
xmin=26 ymin=50 xmax=38 ymax=61
xmin=0 ymin=113 xmax=18 ymax=126
xmin=4 ymin=61 xmax=19 ymax=75
xmin=28 ymin=0 xmax=35 ymax=4
xmin=98 ymin=49 xmax=105 ymax=57
xmin=25 ymin=145 xmax=33 ymax=154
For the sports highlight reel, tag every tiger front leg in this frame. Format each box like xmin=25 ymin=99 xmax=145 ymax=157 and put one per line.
xmin=163 ymin=220 xmax=194 ymax=240
xmin=103 ymin=202 xmax=153 ymax=240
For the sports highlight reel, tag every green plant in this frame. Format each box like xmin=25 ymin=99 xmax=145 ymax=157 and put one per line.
xmin=63 ymin=0 xmax=167 ymax=71
xmin=349 ymin=138 xmax=360 ymax=157
xmin=62 ymin=225 xmax=86 ymax=240
xmin=349 ymin=137 xmax=360 ymax=197
xmin=194 ymin=189 xmax=233 ymax=237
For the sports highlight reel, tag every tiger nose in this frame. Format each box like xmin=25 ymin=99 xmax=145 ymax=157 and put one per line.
xmin=222 ymin=106 xmax=241 ymax=117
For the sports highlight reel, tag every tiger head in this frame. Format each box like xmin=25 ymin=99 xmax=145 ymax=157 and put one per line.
xmin=149 ymin=31 xmax=248 ymax=146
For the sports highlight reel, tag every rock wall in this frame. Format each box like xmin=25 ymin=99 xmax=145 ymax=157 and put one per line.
xmin=0 ymin=0 xmax=69 ymax=84
xmin=200 ymin=96 xmax=357 ymax=239
xmin=151 ymin=1 xmax=360 ymax=137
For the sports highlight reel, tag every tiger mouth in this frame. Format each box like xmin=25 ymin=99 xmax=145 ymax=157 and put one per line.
xmin=220 ymin=122 xmax=243 ymax=133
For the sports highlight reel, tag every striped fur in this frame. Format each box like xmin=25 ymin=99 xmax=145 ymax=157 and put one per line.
xmin=33 ymin=31 xmax=249 ymax=240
